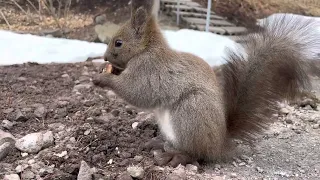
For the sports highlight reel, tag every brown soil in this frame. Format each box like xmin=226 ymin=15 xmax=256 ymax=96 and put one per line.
xmin=0 ymin=62 xmax=169 ymax=179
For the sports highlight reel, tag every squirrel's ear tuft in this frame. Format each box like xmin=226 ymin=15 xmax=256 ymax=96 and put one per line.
xmin=131 ymin=7 xmax=148 ymax=34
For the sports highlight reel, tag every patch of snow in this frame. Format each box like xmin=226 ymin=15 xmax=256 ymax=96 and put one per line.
xmin=0 ymin=29 xmax=238 ymax=67
xmin=162 ymin=29 xmax=241 ymax=66
xmin=0 ymin=30 xmax=107 ymax=66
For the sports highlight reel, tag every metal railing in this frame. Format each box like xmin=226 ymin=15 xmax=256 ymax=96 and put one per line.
xmin=175 ymin=0 xmax=212 ymax=32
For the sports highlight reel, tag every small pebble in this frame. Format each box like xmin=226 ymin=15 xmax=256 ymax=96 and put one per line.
xmin=256 ymin=167 xmax=264 ymax=173
xmin=131 ymin=122 xmax=139 ymax=129
xmin=280 ymin=108 xmax=290 ymax=115
xmin=84 ymin=130 xmax=91 ymax=136
xmin=313 ymin=124 xmax=319 ymax=129
xmin=285 ymin=119 xmax=293 ymax=124
xmin=28 ymin=159 xmax=35 ymax=164
xmin=107 ymin=159 xmax=113 ymax=164
xmin=230 ymin=173 xmax=237 ymax=178
xmin=127 ymin=166 xmax=144 ymax=179
xmin=1 ymin=120 xmax=14 ymax=129
xmin=134 ymin=155 xmax=143 ymax=162
xmin=186 ymin=164 xmax=198 ymax=173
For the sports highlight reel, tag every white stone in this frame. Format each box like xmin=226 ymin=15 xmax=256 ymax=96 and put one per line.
xmin=54 ymin=151 xmax=68 ymax=158
xmin=15 ymin=131 xmax=54 ymax=153
xmin=77 ymin=161 xmax=93 ymax=180
xmin=4 ymin=174 xmax=20 ymax=180
xmin=131 ymin=122 xmax=139 ymax=129
xmin=127 ymin=166 xmax=144 ymax=179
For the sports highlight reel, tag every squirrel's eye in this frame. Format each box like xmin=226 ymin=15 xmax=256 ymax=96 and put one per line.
xmin=115 ymin=40 xmax=123 ymax=47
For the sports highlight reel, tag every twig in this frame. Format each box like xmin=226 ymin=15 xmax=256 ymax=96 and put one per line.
xmin=26 ymin=0 xmax=39 ymax=13
xmin=10 ymin=0 xmax=38 ymax=24
xmin=42 ymin=0 xmax=63 ymax=30
xmin=10 ymin=0 xmax=29 ymax=15
xmin=0 ymin=10 xmax=11 ymax=29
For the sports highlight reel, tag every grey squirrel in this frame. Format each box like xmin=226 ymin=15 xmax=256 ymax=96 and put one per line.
xmin=93 ymin=0 xmax=320 ymax=167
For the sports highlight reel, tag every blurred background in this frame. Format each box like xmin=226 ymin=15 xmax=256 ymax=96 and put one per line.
xmin=0 ymin=0 xmax=319 ymax=44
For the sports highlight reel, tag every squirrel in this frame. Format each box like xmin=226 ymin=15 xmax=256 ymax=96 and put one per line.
xmin=93 ymin=0 xmax=320 ymax=167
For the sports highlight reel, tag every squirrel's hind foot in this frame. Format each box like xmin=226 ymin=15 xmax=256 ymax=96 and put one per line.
xmin=154 ymin=151 xmax=196 ymax=168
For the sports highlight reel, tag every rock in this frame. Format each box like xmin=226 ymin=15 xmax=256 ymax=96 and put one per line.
xmin=167 ymin=165 xmax=186 ymax=180
xmin=48 ymin=123 xmax=65 ymax=131
xmin=15 ymin=110 xmax=28 ymax=122
xmin=21 ymin=170 xmax=35 ymax=179
xmin=127 ymin=166 xmax=144 ymax=179
xmin=111 ymin=109 xmax=120 ymax=117
xmin=107 ymin=90 xmax=117 ymax=98
xmin=131 ymin=122 xmax=139 ymax=129
xmin=186 ymin=164 xmax=198 ymax=173
xmin=279 ymin=108 xmax=290 ymax=115
xmin=34 ymin=105 xmax=47 ymax=118
xmin=17 ymin=77 xmax=27 ymax=81
xmin=0 ymin=142 xmax=12 ymax=160
xmin=54 ymin=108 xmax=68 ymax=119
xmin=0 ymin=130 xmax=16 ymax=144
xmin=285 ymin=118 xmax=293 ymax=124
xmin=313 ymin=124 xmax=320 ymax=129
xmin=256 ymin=167 xmax=264 ymax=173
xmin=121 ymin=152 xmax=132 ymax=158
xmin=77 ymin=160 xmax=93 ymax=180
xmin=214 ymin=164 xmax=221 ymax=169
xmin=119 ymin=159 xmax=130 ymax=167
xmin=92 ymin=153 xmax=106 ymax=164
xmin=133 ymin=155 xmax=143 ymax=162
xmin=54 ymin=151 xmax=68 ymax=158
xmin=84 ymin=130 xmax=91 ymax=136
xmin=4 ymin=174 xmax=20 ymax=180
xmin=3 ymin=108 xmax=14 ymax=114
xmin=40 ymin=29 xmax=64 ymax=37
xmin=57 ymin=100 xmax=69 ymax=107
xmin=94 ymin=14 xmax=107 ymax=25
xmin=62 ymin=73 xmax=70 ymax=78
xmin=117 ymin=172 xmax=133 ymax=180
xmin=230 ymin=173 xmax=237 ymax=178
xmin=1 ymin=120 xmax=14 ymax=130
xmin=21 ymin=152 xmax=28 ymax=157
xmin=73 ymin=83 xmax=93 ymax=92
xmin=28 ymin=159 xmax=35 ymax=165
xmin=15 ymin=164 xmax=28 ymax=173
xmin=15 ymin=131 xmax=54 ymax=153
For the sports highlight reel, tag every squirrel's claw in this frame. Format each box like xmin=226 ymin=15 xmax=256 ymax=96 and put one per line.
xmin=142 ymin=137 xmax=165 ymax=151
xmin=154 ymin=151 xmax=194 ymax=168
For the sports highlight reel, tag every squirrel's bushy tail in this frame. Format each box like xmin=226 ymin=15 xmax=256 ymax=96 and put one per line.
xmin=222 ymin=14 xmax=320 ymax=141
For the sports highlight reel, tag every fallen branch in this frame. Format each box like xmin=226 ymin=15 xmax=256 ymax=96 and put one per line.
xmin=0 ymin=10 xmax=11 ymax=29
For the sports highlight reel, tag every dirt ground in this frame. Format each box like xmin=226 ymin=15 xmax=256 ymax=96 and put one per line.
xmin=0 ymin=60 xmax=319 ymax=180
xmin=1 ymin=1 xmax=320 ymax=180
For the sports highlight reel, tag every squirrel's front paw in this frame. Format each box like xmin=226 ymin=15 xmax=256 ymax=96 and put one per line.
xmin=92 ymin=73 xmax=109 ymax=87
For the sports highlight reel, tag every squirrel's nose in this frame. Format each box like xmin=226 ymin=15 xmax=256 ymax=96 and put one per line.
xmin=104 ymin=53 xmax=108 ymax=62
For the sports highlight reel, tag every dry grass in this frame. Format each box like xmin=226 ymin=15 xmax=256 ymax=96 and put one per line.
xmin=245 ymin=0 xmax=320 ymax=16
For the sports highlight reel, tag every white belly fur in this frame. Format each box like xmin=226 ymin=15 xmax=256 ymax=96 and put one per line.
xmin=154 ymin=109 xmax=176 ymax=143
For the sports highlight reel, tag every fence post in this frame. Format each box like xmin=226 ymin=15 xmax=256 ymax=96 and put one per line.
xmin=205 ymin=0 xmax=212 ymax=32
xmin=177 ymin=0 xmax=180 ymax=25
xmin=153 ymin=0 xmax=160 ymax=20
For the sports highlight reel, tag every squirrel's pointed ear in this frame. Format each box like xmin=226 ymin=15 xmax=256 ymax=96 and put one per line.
xmin=131 ymin=7 xmax=148 ymax=34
